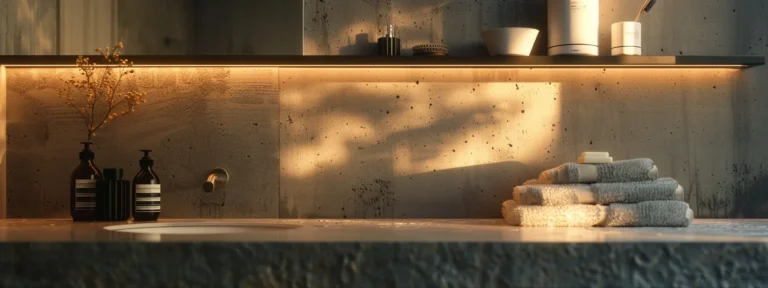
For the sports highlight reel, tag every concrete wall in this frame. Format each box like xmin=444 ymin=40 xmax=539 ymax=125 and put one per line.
xmin=119 ymin=0 xmax=302 ymax=55
xmin=191 ymin=0 xmax=302 ymax=55
xmin=5 ymin=68 xmax=280 ymax=218
xmin=117 ymin=0 xmax=193 ymax=55
xmin=299 ymin=0 xmax=768 ymax=218
xmin=2 ymin=0 xmax=768 ymax=218
xmin=304 ymin=0 xmax=548 ymax=56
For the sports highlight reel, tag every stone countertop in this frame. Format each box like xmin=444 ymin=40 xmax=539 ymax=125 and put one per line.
xmin=1 ymin=218 xmax=768 ymax=242
xmin=2 ymin=219 xmax=768 ymax=287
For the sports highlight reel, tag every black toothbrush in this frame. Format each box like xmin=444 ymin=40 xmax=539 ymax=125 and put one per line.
xmin=635 ymin=0 xmax=658 ymax=22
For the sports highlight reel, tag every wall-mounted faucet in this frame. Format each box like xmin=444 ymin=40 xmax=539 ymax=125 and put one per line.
xmin=203 ymin=168 xmax=229 ymax=193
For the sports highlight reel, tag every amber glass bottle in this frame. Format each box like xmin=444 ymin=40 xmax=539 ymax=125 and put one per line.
xmin=133 ymin=150 xmax=160 ymax=221
xmin=70 ymin=142 xmax=103 ymax=221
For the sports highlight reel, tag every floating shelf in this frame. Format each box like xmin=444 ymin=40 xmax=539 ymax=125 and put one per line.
xmin=0 ymin=55 xmax=763 ymax=68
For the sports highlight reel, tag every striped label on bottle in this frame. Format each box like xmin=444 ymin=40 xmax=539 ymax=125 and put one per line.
xmin=135 ymin=184 xmax=161 ymax=212
xmin=75 ymin=179 xmax=98 ymax=210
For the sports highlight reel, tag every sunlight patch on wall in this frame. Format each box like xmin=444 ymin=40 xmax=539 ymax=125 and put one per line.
xmin=392 ymin=82 xmax=561 ymax=175
xmin=279 ymin=68 xmax=563 ymax=178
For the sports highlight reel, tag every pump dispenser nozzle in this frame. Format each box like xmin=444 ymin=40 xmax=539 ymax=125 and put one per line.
xmin=79 ymin=142 xmax=95 ymax=160
xmin=139 ymin=149 xmax=153 ymax=167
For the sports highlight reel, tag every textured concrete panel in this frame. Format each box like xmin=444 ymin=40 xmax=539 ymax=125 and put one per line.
xmin=5 ymin=68 xmax=279 ymax=218
xmin=279 ymin=68 xmax=736 ymax=218
xmin=599 ymin=0 xmax=745 ymax=56
xmin=192 ymin=0 xmax=302 ymax=55
xmin=728 ymin=2 xmax=768 ymax=218
xmin=116 ymin=0 xmax=303 ymax=55
xmin=302 ymin=0 xmax=768 ymax=218
xmin=2 ymin=242 xmax=768 ymax=287
xmin=0 ymin=0 xmax=58 ymax=55
xmin=303 ymin=0 xmax=548 ymax=56
xmin=304 ymin=0 xmax=764 ymax=57
xmin=117 ymin=0 xmax=193 ymax=55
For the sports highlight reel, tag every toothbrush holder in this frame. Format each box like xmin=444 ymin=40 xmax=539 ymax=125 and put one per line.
xmin=611 ymin=21 xmax=642 ymax=56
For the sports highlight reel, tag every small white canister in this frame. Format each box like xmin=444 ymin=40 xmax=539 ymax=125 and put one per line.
xmin=611 ymin=21 xmax=642 ymax=55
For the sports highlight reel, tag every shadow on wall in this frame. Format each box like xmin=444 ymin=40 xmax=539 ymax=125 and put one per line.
xmin=278 ymin=68 xmax=564 ymax=218
xmin=339 ymin=33 xmax=377 ymax=56
xmin=283 ymin=160 xmax=530 ymax=219
xmin=278 ymin=68 xmax=742 ymax=219
xmin=391 ymin=160 xmax=530 ymax=218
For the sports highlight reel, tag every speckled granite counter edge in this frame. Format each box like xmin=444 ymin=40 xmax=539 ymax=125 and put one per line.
xmin=1 ymin=242 xmax=767 ymax=287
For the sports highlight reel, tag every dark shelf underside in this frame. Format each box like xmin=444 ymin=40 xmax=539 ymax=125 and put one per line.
xmin=0 ymin=55 xmax=763 ymax=68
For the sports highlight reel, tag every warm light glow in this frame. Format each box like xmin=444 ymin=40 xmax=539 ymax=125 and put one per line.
xmin=275 ymin=67 xmax=739 ymax=180
xmin=3 ymin=66 xmax=741 ymax=182
xmin=278 ymin=68 xmax=564 ymax=178
xmin=391 ymin=82 xmax=562 ymax=175
xmin=0 ymin=64 xmax=747 ymax=69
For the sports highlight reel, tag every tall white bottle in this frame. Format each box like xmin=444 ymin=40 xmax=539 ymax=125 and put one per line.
xmin=547 ymin=0 xmax=600 ymax=56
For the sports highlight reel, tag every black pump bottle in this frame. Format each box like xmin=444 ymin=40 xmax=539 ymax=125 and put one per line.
xmin=70 ymin=142 xmax=103 ymax=221
xmin=133 ymin=150 xmax=161 ymax=221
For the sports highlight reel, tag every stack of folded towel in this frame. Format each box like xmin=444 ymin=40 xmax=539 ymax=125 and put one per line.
xmin=502 ymin=152 xmax=694 ymax=227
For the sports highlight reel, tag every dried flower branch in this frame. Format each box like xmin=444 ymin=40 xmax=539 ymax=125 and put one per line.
xmin=58 ymin=42 xmax=147 ymax=141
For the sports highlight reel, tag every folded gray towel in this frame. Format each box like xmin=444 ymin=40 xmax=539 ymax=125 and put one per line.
xmin=514 ymin=183 xmax=589 ymax=205
xmin=597 ymin=158 xmax=657 ymax=183
xmin=514 ymin=178 xmax=682 ymax=205
xmin=604 ymin=201 xmax=692 ymax=227
xmin=502 ymin=200 xmax=604 ymax=227
xmin=538 ymin=159 xmax=658 ymax=184
xmin=594 ymin=178 xmax=679 ymax=203
xmin=501 ymin=200 xmax=693 ymax=227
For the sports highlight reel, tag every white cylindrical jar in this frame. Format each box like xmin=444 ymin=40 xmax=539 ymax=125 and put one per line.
xmin=547 ymin=0 xmax=600 ymax=56
xmin=611 ymin=21 xmax=642 ymax=55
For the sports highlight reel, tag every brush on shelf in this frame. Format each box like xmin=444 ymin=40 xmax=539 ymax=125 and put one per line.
xmin=634 ymin=0 xmax=658 ymax=22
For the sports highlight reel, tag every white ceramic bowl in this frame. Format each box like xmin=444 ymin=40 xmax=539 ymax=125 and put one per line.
xmin=482 ymin=27 xmax=540 ymax=56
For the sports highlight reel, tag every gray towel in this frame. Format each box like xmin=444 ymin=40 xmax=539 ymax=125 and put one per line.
xmin=596 ymin=159 xmax=656 ymax=183
xmin=502 ymin=200 xmax=604 ymax=227
xmin=538 ymin=158 xmax=657 ymax=184
xmin=594 ymin=178 xmax=679 ymax=204
xmin=502 ymin=200 xmax=693 ymax=227
xmin=514 ymin=184 xmax=589 ymax=205
xmin=604 ymin=201 xmax=692 ymax=227
xmin=537 ymin=163 xmax=585 ymax=184
xmin=514 ymin=178 xmax=681 ymax=205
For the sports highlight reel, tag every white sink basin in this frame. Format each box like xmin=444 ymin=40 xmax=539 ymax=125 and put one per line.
xmin=104 ymin=222 xmax=300 ymax=235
